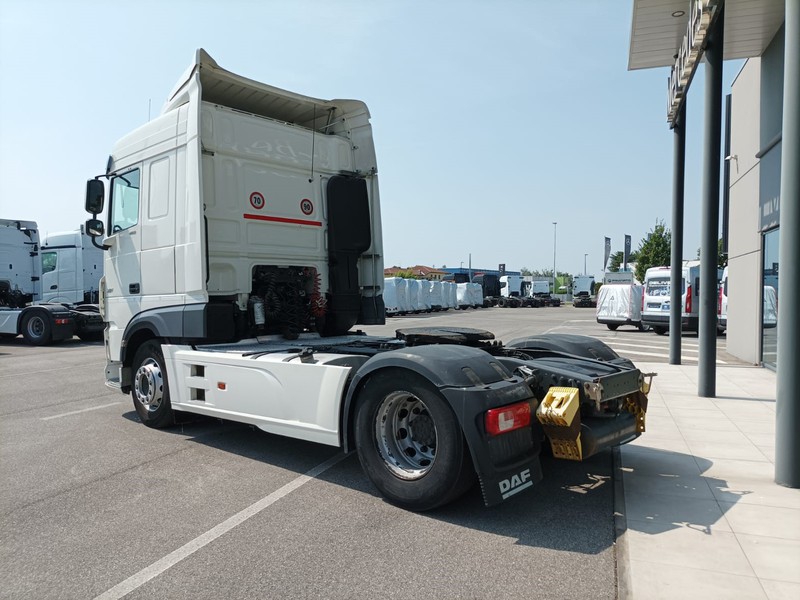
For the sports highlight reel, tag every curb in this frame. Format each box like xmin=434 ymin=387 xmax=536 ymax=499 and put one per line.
xmin=612 ymin=446 xmax=633 ymax=600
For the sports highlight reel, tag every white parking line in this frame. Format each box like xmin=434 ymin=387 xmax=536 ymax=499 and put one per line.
xmin=41 ymin=403 xmax=122 ymax=420
xmin=94 ymin=452 xmax=348 ymax=600
xmin=614 ymin=348 xmax=727 ymax=364
xmin=605 ymin=341 xmax=700 ymax=354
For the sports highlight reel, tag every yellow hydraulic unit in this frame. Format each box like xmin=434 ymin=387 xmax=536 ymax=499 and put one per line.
xmin=536 ymin=386 xmax=582 ymax=461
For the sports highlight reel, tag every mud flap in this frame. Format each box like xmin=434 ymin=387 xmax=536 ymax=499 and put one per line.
xmin=477 ymin=457 xmax=544 ymax=506
xmin=438 ymin=382 xmax=545 ymax=507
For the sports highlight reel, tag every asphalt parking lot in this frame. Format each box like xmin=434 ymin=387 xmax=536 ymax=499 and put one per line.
xmin=0 ymin=306 xmax=736 ymax=599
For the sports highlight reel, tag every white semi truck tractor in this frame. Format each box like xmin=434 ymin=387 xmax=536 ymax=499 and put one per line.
xmin=0 ymin=219 xmax=103 ymax=344
xmin=83 ymin=49 xmax=651 ymax=511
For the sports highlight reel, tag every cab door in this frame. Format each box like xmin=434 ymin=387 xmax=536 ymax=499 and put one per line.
xmin=103 ymin=168 xmax=142 ymax=361
xmin=41 ymin=246 xmax=78 ymax=303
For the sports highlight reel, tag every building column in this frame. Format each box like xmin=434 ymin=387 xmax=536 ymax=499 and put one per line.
xmin=670 ymin=103 xmax=686 ymax=365
xmin=776 ymin=0 xmax=800 ymax=488
xmin=698 ymin=4 xmax=724 ymax=397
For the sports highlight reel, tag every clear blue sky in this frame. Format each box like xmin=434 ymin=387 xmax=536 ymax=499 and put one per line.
xmin=0 ymin=0 xmax=743 ymax=278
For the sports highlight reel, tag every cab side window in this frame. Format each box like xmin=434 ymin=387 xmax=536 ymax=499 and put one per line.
xmin=110 ymin=169 xmax=141 ymax=233
xmin=42 ymin=251 xmax=57 ymax=274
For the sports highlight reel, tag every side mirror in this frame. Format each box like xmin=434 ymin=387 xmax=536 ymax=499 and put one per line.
xmin=85 ymin=179 xmax=105 ymax=214
xmin=85 ymin=218 xmax=105 ymax=237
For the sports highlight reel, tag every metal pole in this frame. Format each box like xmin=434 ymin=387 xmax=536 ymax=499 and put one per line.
xmin=698 ymin=5 xmax=724 ymax=397
xmin=670 ymin=102 xmax=686 ymax=365
xmin=584 ymin=254 xmax=588 ymax=276
xmin=552 ymin=222 xmax=557 ymax=294
xmin=776 ymin=0 xmax=800 ymax=488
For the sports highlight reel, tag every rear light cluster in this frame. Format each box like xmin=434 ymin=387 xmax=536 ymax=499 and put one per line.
xmin=485 ymin=401 xmax=531 ymax=436
xmin=685 ymin=284 xmax=692 ymax=313
xmin=54 ymin=318 xmax=71 ymax=326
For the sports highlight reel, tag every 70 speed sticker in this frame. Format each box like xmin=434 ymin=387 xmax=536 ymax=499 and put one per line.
xmin=249 ymin=192 xmax=265 ymax=210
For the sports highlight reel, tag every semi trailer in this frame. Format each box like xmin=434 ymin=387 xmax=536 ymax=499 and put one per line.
xmin=84 ymin=49 xmax=650 ymax=511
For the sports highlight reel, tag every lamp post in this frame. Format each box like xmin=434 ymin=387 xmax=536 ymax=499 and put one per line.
xmin=584 ymin=253 xmax=588 ymax=276
xmin=552 ymin=222 xmax=557 ymax=295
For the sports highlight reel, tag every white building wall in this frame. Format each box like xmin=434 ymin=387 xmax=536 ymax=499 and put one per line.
xmin=727 ymin=58 xmax=763 ymax=364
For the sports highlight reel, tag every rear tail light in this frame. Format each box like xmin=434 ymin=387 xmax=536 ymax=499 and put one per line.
xmin=485 ymin=401 xmax=531 ymax=436
xmin=718 ymin=285 xmax=722 ymax=314
xmin=685 ymin=284 xmax=692 ymax=314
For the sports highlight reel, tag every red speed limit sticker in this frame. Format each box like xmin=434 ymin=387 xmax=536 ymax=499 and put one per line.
xmin=250 ymin=192 xmax=265 ymax=210
xmin=300 ymin=198 xmax=314 ymax=215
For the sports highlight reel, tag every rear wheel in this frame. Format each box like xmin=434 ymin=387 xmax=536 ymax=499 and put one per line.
xmin=354 ymin=371 xmax=476 ymax=511
xmin=606 ymin=324 xmax=619 ymax=331
xmin=653 ymin=326 xmax=668 ymax=336
xmin=131 ymin=341 xmax=175 ymax=428
xmin=21 ymin=311 xmax=52 ymax=345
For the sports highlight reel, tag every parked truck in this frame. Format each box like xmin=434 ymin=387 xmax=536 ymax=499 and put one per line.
xmin=83 ymin=49 xmax=651 ymax=511
xmin=41 ymin=227 xmax=103 ymax=304
xmin=0 ymin=220 xmax=104 ymax=344
xmin=530 ymin=279 xmax=561 ymax=307
xmin=572 ymin=275 xmax=596 ymax=308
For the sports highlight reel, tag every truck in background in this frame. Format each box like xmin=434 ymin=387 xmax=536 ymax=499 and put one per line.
xmin=41 ymin=227 xmax=103 ymax=304
xmin=0 ymin=219 xmax=104 ymax=344
xmin=83 ymin=49 xmax=651 ymax=511
xmin=530 ymin=279 xmax=561 ymax=307
xmin=572 ymin=275 xmax=596 ymax=308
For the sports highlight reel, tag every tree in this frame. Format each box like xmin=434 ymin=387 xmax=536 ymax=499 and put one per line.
xmin=696 ymin=239 xmax=727 ymax=269
xmin=608 ymin=250 xmax=638 ymax=273
xmin=520 ymin=267 xmax=533 ymax=276
xmin=634 ymin=220 xmax=672 ymax=284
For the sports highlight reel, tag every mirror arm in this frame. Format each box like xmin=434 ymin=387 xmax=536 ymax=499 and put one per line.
xmin=90 ymin=233 xmax=110 ymax=251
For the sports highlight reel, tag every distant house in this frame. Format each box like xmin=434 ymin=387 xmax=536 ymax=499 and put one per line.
xmin=384 ymin=265 xmax=448 ymax=281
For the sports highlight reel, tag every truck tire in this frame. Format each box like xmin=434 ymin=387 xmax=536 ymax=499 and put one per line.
xmin=21 ymin=311 xmax=52 ymax=345
xmin=354 ymin=371 xmax=476 ymax=511
xmin=653 ymin=326 xmax=668 ymax=336
xmin=607 ymin=324 xmax=619 ymax=331
xmin=131 ymin=341 xmax=175 ymax=428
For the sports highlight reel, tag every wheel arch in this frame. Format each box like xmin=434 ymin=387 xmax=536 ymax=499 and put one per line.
xmin=120 ymin=326 xmax=159 ymax=393
xmin=340 ymin=344 xmax=513 ymax=453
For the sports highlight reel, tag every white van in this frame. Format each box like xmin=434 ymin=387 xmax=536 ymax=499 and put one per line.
xmin=596 ymin=283 xmax=646 ymax=331
xmin=641 ymin=261 xmax=702 ymax=335
xmin=717 ymin=266 xmax=728 ymax=333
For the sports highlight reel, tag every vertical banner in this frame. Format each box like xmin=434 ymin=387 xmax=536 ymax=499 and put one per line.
xmin=624 ymin=235 xmax=632 ymax=270
xmin=603 ymin=237 xmax=611 ymax=271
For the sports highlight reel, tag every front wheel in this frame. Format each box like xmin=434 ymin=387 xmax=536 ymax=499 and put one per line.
xmin=131 ymin=341 xmax=175 ymax=428
xmin=354 ymin=371 xmax=476 ymax=511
